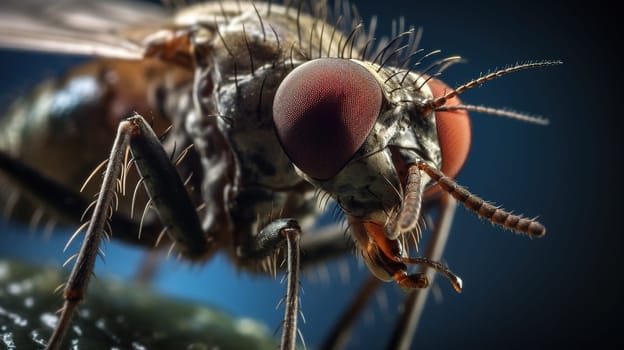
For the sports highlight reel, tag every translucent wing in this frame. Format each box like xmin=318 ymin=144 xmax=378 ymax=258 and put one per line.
xmin=0 ymin=0 xmax=170 ymax=59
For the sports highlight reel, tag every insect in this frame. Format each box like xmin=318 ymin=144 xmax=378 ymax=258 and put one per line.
xmin=0 ymin=1 xmax=560 ymax=349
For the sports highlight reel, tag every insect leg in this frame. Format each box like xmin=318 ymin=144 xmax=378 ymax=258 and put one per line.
xmin=386 ymin=192 xmax=457 ymax=350
xmin=244 ymin=218 xmax=303 ymax=350
xmin=294 ymin=223 xmax=385 ymax=350
xmin=124 ymin=114 xmax=209 ymax=259
xmin=46 ymin=117 xmax=132 ymax=350
xmin=320 ymin=275 xmax=382 ymax=350
xmin=46 ymin=114 xmax=207 ymax=350
xmin=418 ymin=161 xmax=545 ymax=237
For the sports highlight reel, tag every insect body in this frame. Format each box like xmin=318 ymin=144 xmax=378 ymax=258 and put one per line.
xmin=0 ymin=1 xmax=557 ymax=349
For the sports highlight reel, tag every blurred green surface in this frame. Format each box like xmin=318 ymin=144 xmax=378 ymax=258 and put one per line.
xmin=0 ymin=259 xmax=278 ymax=349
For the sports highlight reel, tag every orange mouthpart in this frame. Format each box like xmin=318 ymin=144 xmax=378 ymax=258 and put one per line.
xmin=354 ymin=218 xmax=462 ymax=292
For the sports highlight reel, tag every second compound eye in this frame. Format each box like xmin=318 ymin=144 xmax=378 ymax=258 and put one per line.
xmin=273 ymin=58 xmax=382 ymax=180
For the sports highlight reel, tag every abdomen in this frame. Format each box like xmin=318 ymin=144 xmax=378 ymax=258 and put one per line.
xmin=0 ymin=58 xmax=191 ymax=219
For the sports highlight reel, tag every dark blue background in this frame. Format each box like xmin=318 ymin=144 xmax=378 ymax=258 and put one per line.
xmin=1 ymin=1 xmax=621 ymax=349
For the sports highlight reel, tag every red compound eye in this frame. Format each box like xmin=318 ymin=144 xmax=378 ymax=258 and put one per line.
xmin=273 ymin=58 xmax=382 ymax=180
xmin=428 ymin=78 xmax=472 ymax=180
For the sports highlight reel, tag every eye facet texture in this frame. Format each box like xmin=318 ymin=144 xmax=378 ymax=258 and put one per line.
xmin=273 ymin=58 xmax=382 ymax=180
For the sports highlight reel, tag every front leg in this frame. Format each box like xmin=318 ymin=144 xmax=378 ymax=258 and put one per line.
xmin=241 ymin=218 xmax=303 ymax=350
xmin=47 ymin=114 xmax=209 ymax=350
xmin=319 ymin=193 xmax=458 ymax=350
xmin=386 ymin=192 xmax=457 ymax=350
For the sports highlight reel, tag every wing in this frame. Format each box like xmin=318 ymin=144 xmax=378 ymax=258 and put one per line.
xmin=0 ymin=0 xmax=171 ymax=59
